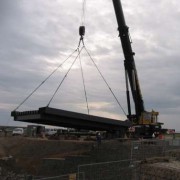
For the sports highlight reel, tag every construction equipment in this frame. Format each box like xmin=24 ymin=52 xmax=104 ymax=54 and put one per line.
xmin=112 ymin=0 xmax=163 ymax=138
xmin=11 ymin=0 xmax=164 ymax=139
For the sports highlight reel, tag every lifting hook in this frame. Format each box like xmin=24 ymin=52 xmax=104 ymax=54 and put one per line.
xmin=78 ymin=26 xmax=85 ymax=47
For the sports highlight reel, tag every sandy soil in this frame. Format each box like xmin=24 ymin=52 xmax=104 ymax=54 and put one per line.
xmin=0 ymin=136 xmax=94 ymax=175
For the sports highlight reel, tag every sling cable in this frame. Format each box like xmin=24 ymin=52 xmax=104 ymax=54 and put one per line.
xmin=13 ymin=0 xmax=126 ymax=117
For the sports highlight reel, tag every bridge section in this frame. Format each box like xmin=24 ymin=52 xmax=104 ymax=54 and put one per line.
xmin=11 ymin=107 xmax=131 ymax=132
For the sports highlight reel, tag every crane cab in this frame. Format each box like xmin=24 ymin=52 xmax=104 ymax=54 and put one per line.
xmin=139 ymin=110 xmax=159 ymax=125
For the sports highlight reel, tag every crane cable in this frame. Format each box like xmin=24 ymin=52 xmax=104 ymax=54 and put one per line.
xmin=78 ymin=47 xmax=89 ymax=115
xmin=13 ymin=49 xmax=77 ymax=111
xmin=14 ymin=0 xmax=87 ymax=111
xmin=47 ymin=46 xmax=84 ymax=107
xmin=81 ymin=0 xmax=86 ymax=25
xmin=14 ymin=0 xmax=126 ymax=116
xmin=79 ymin=0 xmax=126 ymax=116
xmin=84 ymin=46 xmax=127 ymax=116
xmin=77 ymin=0 xmax=126 ymax=116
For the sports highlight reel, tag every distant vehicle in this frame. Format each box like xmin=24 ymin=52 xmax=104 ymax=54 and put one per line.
xmin=12 ymin=128 xmax=24 ymax=136
xmin=45 ymin=129 xmax=57 ymax=136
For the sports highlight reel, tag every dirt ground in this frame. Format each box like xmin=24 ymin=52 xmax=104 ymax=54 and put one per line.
xmin=0 ymin=136 xmax=94 ymax=176
xmin=0 ymin=136 xmax=180 ymax=179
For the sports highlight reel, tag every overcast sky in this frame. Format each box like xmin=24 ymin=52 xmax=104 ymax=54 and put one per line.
xmin=0 ymin=0 xmax=180 ymax=131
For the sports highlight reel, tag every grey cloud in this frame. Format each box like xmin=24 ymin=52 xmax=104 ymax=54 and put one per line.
xmin=0 ymin=0 xmax=180 ymax=130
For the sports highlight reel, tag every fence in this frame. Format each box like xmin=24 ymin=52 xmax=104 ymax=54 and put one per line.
xmin=32 ymin=139 xmax=179 ymax=180
xmin=167 ymin=139 xmax=180 ymax=147
xmin=131 ymin=139 xmax=168 ymax=160
xmin=77 ymin=159 xmax=140 ymax=180
xmin=76 ymin=140 xmax=177 ymax=180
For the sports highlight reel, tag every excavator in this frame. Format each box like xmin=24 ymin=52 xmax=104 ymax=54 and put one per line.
xmin=112 ymin=0 xmax=163 ymax=138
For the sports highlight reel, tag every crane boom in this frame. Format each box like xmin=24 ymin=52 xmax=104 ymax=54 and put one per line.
xmin=112 ymin=0 xmax=144 ymax=122
xmin=112 ymin=0 xmax=162 ymax=137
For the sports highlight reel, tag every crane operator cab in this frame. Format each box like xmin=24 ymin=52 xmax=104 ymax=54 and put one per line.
xmin=139 ymin=110 xmax=159 ymax=125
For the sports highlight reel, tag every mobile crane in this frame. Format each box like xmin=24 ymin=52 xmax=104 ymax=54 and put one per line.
xmin=112 ymin=0 xmax=163 ymax=138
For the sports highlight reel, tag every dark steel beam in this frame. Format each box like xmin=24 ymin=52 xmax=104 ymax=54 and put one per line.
xmin=11 ymin=107 xmax=131 ymax=131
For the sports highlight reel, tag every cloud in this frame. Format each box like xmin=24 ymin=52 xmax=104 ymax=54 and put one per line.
xmin=0 ymin=0 xmax=180 ymax=130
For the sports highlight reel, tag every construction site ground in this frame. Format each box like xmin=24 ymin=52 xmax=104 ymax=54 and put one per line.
xmin=0 ymin=135 xmax=180 ymax=179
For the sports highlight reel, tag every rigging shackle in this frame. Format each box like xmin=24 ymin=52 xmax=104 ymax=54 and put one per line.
xmin=79 ymin=26 xmax=85 ymax=37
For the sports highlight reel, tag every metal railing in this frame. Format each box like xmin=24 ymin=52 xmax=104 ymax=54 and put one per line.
xmin=131 ymin=140 xmax=168 ymax=160
xmin=32 ymin=139 xmax=180 ymax=180
xmin=77 ymin=159 xmax=139 ymax=180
